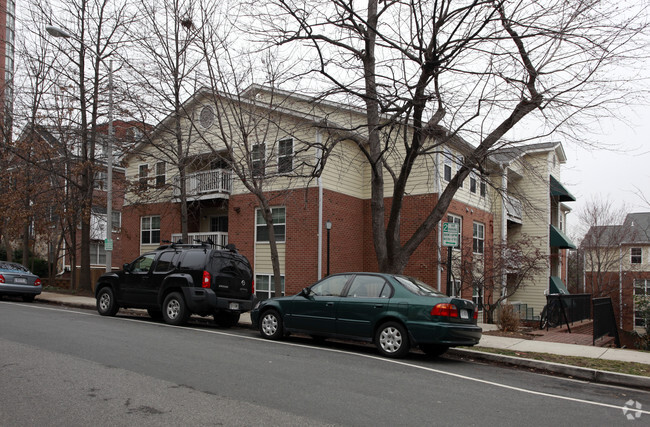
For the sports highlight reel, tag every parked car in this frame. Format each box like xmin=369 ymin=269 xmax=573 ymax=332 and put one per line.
xmin=251 ymin=273 xmax=481 ymax=358
xmin=0 ymin=261 xmax=42 ymax=302
xmin=94 ymin=243 xmax=255 ymax=327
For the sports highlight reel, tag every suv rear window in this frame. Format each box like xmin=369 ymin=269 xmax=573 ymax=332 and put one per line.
xmin=209 ymin=254 xmax=252 ymax=280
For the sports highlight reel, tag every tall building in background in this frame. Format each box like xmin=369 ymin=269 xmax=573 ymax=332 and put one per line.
xmin=0 ymin=0 xmax=15 ymax=136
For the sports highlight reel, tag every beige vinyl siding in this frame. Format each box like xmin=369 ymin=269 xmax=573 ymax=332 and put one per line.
xmin=321 ymin=139 xmax=367 ymax=198
xmin=254 ymin=243 xmax=286 ymax=275
xmin=509 ymin=152 xmax=551 ymax=313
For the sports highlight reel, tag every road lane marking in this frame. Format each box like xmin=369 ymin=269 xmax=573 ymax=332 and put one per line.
xmin=5 ymin=300 xmax=650 ymax=414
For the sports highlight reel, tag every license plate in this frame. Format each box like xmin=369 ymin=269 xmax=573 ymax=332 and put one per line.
xmin=14 ymin=278 xmax=27 ymax=284
xmin=460 ymin=309 xmax=469 ymax=319
xmin=229 ymin=302 xmax=239 ymax=310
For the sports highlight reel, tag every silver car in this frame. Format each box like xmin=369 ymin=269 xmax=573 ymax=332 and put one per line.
xmin=0 ymin=262 xmax=42 ymax=302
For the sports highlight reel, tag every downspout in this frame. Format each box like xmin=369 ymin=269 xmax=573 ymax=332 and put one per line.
xmin=619 ymin=243 xmax=623 ymax=329
xmin=436 ymin=150 xmax=442 ymax=291
xmin=316 ymin=130 xmax=324 ymax=279
xmin=500 ymin=164 xmax=508 ymax=301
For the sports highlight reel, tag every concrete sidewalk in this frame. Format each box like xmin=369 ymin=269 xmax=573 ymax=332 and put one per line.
xmin=34 ymin=291 xmax=650 ymax=389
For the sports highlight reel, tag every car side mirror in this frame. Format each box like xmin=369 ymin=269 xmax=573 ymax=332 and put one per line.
xmin=300 ymin=287 xmax=311 ymax=298
xmin=123 ymin=263 xmax=131 ymax=272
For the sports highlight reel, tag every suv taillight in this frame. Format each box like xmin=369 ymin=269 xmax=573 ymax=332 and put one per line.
xmin=252 ymin=279 xmax=255 ymax=294
xmin=35 ymin=278 xmax=42 ymax=287
xmin=202 ymin=270 xmax=211 ymax=288
xmin=431 ymin=303 xmax=459 ymax=318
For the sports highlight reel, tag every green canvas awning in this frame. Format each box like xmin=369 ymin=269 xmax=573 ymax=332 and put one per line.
xmin=550 ymin=175 xmax=576 ymax=202
xmin=549 ymin=276 xmax=569 ymax=295
xmin=550 ymin=224 xmax=576 ymax=249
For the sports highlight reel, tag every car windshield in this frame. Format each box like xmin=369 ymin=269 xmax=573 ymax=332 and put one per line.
xmin=0 ymin=262 xmax=29 ymax=273
xmin=395 ymin=276 xmax=446 ymax=297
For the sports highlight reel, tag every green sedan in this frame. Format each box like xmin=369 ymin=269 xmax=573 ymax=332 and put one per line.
xmin=250 ymin=273 xmax=482 ymax=358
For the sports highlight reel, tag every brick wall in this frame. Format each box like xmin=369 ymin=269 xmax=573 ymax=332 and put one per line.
xmin=119 ymin=201 xmax=181 ymax=265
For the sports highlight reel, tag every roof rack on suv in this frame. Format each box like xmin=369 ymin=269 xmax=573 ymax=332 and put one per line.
xmin=156 ymin=239 xmax=239 ymax=253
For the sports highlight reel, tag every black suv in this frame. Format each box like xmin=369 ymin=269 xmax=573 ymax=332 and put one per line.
xmin=94 ymin=243 xmax=254 ymax=327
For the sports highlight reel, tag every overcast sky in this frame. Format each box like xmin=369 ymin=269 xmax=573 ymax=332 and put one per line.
xmin=562 ymin=103 xmax=650 ymax=237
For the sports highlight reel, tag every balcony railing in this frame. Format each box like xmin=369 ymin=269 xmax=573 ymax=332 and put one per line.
xmin=173 ymin=169 xmax=233 ymax=199
xmin=171 ymin=232 xmax=228 ymax=248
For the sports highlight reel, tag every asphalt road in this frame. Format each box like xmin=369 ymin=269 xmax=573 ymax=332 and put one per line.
xmin=1 ymin=300 xmax=649 ymax=426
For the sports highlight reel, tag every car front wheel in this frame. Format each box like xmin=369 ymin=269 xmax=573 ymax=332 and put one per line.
xmin=375 ymin=321 xmax=410 ymax=358
xmin=259 ymin=309 xmax=283 ymax=340
xmin=162 ymin=292 xmax=189 ymax=326
xmin=96 ymin=287 xmax=119 ymax=316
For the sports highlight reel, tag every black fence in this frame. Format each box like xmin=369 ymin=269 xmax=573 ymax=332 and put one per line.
xmin=545 ymin=293 xmax=592 ymax=331
xmin=593 ymin=297 xmax=621 ymax=348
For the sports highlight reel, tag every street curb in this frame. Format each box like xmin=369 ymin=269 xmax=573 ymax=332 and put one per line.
xmin=448 ymin=348 xmax=650 ymax=391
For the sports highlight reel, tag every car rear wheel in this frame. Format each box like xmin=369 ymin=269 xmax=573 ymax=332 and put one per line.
xmin=96 ymin=287 xmax=119 ymax=316
xmin=420 ymin=344 xmax=449 ymax=358
xmin=375 ymin=321 xmax=410 ymax=358
xmin=214 ymin=311 xmax=240 ymax=328
xmin=259 ymin=309 xmax=283 ymax=340
xmin=162 ymin=292 xmax=189 ymax=326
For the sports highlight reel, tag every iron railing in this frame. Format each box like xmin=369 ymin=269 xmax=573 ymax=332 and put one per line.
xmin=593 ymin=297 xmax=621 ymax=347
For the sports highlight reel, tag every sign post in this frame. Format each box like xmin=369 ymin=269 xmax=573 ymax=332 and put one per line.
xmin=442 ymin=222 xmax=459 ymax=295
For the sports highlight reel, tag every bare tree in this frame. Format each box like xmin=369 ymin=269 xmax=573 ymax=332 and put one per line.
xmin=453 ymin=236 xmax=548 ymax=323
xmin=580 ymin=198 xmax=636 ymax=298
xmin=251 ymin=0 xmax=649 ymax=274
xmin=191 ymin=1 xmax=335 ymax=295
xmin=24 ymin=0 xmax=134 ymax=290
xmin=122 ymin=0 xmax=204 ymax=242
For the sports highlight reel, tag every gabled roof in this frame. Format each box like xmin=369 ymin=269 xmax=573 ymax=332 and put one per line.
xmin=489 ymin=141 xmax=566 ymax=166
xmin=582 ymin=213 xmax=650 ymax=247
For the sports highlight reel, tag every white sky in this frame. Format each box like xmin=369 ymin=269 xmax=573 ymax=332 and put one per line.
xmin=562 ymin=104 xmax=650 ymax=237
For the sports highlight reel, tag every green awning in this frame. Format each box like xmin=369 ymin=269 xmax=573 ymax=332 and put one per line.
xmin=549 ymin=276 xmax=569 ymax=295
xmin=550 ymin=224 xmax=576 ymax=249
xmin=550 ymin=175 xmax=576 ymax=202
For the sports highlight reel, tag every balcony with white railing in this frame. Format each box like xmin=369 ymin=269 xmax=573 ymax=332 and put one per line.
xmin=173 ymin=169 xmax=233 ymax=200
xmin=171 ymin=231 xmax=228 ymax=248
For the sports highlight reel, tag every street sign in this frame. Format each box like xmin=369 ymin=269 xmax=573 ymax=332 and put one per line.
xmin=442 ymin=222 xmax=459 ymax=247
xmin=104 ymin=239 xmax=113 ymax=251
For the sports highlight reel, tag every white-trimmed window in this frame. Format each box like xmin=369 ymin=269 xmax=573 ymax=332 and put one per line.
xmin=255 ymin=274 xmax=285 ymax=301
xmin=634 ymin=279 xmax=650 ymax=328
xmin=473 ymin=285 xmax=483 ymax=312
xmin=473 ymin=222 xmax=484 ymax=254
xmin=631 ymin=248 xmax=642 ymax=264
xmin=480 ymin=177 xmax=487 ymax=197
xmin=141 ymin=216 xmax=161 ymax=244
xmin=94 ymin=171 xmax=107 ymax=191
xmin=470 ymin=172 xmax=477 ymax=194
xmin=443 ymin=149 xmax=452 ymax=182
xmin=256 ymin=207 xmax=286 ymax=243
xmin=138 ymin=164 xmax=149 ymax=187
xmin=111 ymin=211 xmax=122 ymax=232
xmin=278 ymin=138 xmax=293 ymax=174
xmin=155 ymin=162 xmax=166 ymax=187
xmin=251 ymin=143 xmax=266 ymax=176
xmin=90 ymin=242 xmax=106 ymax=265
xmin=447 ymin=214 xmax=462 ymax=249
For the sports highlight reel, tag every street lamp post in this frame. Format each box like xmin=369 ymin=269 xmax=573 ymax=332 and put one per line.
xmin=46 ymin=25 xmax=115 ymax=273
xmin=326 ymin=219 xmax=332 ymax=276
